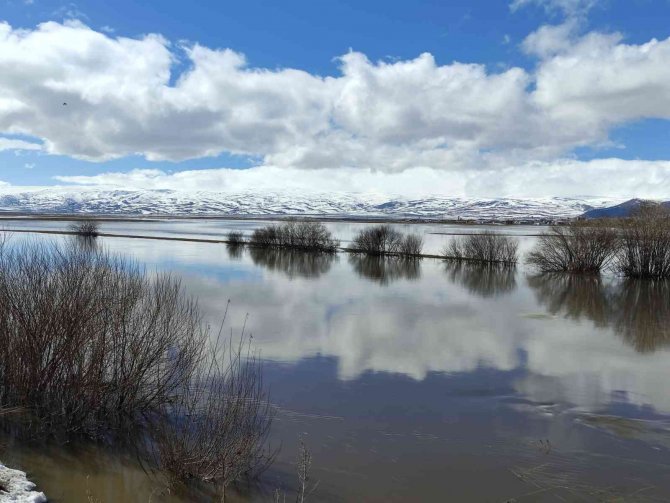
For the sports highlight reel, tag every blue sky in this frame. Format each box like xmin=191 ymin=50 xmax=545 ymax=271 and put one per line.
xmin=1 ymin=0 xmax=670 ymax=198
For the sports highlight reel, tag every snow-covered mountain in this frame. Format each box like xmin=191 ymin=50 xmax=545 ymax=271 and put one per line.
xmin=0 ymin=188 xmax=621 ymax=221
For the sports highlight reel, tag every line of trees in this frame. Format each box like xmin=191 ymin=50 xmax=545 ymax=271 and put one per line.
xmin=527 ymin=205 xmax=670 ymax=278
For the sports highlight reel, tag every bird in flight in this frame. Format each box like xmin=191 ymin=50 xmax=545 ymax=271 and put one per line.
xmin=63 ymin=102 xmax=67 ymax=106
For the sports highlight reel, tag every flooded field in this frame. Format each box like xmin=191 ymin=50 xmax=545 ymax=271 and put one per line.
xmin=1 ymin=219 xmax=670 ymax=502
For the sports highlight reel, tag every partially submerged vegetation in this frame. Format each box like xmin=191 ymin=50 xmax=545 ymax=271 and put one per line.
xmin=249 ymin=221 xmax=339 ymax=252
xmin=443 ymin=231 xmax=518 ymax=265
xmin=0 ymin=239 xmax=273 ymax=497
xmin=615 ymin=205 xmax=670 ymax=279
xmin=226 ymin=231 xmax=246 ymax=246
xmin=528 ymin=205 xmax=670 ymax=278
xmin=69 ymin=219 xmax=100 ymax=238
xmin=526 ymin=223 xmax=619 ymax=274
xmin=351 ymin=224 xmax=424 ymax=257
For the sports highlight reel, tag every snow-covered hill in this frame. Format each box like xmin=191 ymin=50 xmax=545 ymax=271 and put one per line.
xmin=0 ymin=188 xmax=620 ymax=221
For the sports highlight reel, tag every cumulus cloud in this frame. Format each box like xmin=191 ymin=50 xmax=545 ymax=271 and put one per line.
xmin=532 ymin=30 xmax=670 ymax=129
xmin=1 ymin=20 xmax=670 ymax=197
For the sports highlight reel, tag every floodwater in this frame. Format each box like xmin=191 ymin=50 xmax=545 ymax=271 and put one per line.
xmin=2 ymin=219 xmax=670 ymax=502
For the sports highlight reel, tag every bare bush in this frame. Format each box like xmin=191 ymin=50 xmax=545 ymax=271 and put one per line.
xmin=249 ymin=221 xmax=339 ymax=252
xmin=0 ymin=239 xmax=276 ymax=496
xmin=296 ymin=439 xmax=313 ymax=503
xmin=0 ymin=240 xmax=204 ymax=436
xmin=226 ymin=231 xmax=245 ymax=246
xmin=526 ymin=223 xmax=618 ymax=273
xmin=69 ymin=219 xmax=100 ymax=238
xmin=351 ymin=225 xmax=423 ymax=257
xmin=443 ymin=232 xmax=518 ymax=265
xmin=398 ymin=234 xmax=424 ymax=256
xmin=614 ymin=205 xmax=670 ymax=279
xmin=153 ymin=330 xmax=274 ymax=498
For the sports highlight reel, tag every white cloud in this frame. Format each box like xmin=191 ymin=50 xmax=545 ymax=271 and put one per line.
xmin=532 ymin=30 xmax=670 ymax=129
xmin=521 ymin=20 xmax=579 ymax=57
xmin=52 ymin=158 xmax=670 ymax=199
xmin=510 ymin=0 xmax=599 ymax=17
xmin=0 ymin=137 xmax=42 ymax=152
xmin=0 ymin=21 xmax=670 ymax=197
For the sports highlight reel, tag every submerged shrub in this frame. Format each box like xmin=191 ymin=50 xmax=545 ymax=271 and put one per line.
xmin=351 ymin=225 xmax=423 ymax=256
xmin=526 ymin=223 xmax=618 ymax=273
xmin=614 ymin=205 xmax=670 ymax=279
xmin=443 ymin=231 xmax=518 ymax=265
xmin=0 ymin=238 xmax=275 ymax=495
xmin=0 ymin=240 xmax=203 ymax=436
xmin=154 ymin=334 xmax=274 ymax=495
xmin=226 ymin=231 xmax=245 ymax=245
xmin=249 ymin=221 xmax=339 ymax=252
xmin=398 ymin=234 xmax=424 ymax=256
xmin=69 ymin=219 xmax=100 ymax=238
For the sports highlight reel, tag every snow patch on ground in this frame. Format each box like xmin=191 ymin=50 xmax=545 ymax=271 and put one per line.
xmin=0 ymin=462 xmax=46 ymax=503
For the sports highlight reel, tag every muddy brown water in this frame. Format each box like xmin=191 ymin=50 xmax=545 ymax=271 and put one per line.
xmin=1 ymin=220 xmax=670 ymax=502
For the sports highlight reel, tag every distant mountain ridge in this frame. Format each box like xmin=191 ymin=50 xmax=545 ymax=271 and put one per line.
xmin=0 ymin=188 xmax=622 ymax=221
xmin=582 ymin=198 xmax=670 ymax=218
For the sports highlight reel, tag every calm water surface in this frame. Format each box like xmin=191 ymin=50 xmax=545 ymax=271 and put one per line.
xmin=2 ymin=220 xmax=670 ymax=502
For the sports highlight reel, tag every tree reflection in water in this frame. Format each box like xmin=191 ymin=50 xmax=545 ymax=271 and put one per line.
xmin=225 ymin=242 xmax=244 ymax=260
xmin=528 ymin=274 xmax=670 ymax=352
xmin=348 ymin=255 xmax=421 ymax=285
xmin=248 ymin=247 xmax=337 ymax=279
xmin=444 ymin=262 xmax=517 ymax=298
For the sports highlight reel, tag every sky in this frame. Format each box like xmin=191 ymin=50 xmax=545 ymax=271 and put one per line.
xmin=0 ymin=0 xmax=670 ymax=199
